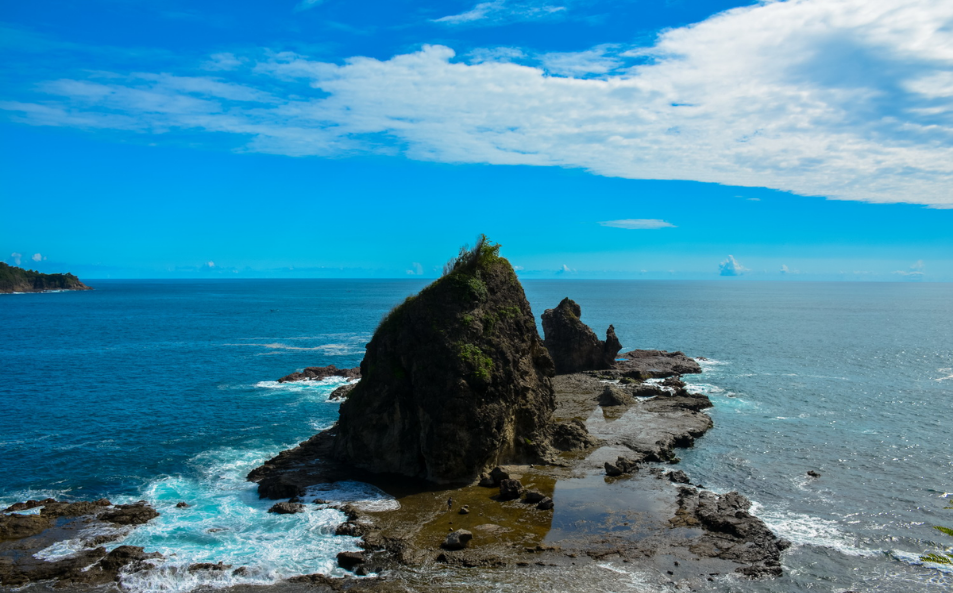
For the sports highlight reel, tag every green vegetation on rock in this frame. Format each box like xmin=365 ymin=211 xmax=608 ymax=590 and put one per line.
xmin=0 ymin=263 xmax=91 ymax=294
xmin=921 ymin=501 xmax=953 ymax=565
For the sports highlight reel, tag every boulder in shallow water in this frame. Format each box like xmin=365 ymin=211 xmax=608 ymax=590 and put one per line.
xmin=499 ymin=479 xmax=524 ymax=500
xmin=443 ymin=530 xmax=473 ymax=550
xmin=541 ymin=298 xmax=622 ymax=374
xmin=599 ymin=384 xmax=634 ymax=407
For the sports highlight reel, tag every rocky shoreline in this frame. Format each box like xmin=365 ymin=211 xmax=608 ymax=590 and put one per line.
xmin=1 ymin=238 xmax=789 ymax=592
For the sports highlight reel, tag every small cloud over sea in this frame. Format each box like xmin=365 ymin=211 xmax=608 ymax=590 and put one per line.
xmin=719 ymin=255 xmax=749 ymax=277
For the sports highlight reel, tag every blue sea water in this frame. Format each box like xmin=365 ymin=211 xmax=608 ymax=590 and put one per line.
xmin=2 ymin=279 xmax=952 ymax=592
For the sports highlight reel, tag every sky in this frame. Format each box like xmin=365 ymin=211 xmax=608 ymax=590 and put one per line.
xmin=1 ymin=0 xmax=951 ymax=280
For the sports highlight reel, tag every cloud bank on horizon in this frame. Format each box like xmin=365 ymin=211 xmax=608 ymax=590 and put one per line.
xmin=1 ymin=0 xmax=952 ymax=209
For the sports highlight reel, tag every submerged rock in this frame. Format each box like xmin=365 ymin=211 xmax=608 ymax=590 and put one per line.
xmin=331 ymin=237 xmax=557 ymax=483
xmin=541 ymin=298 xmax=622 ymax=374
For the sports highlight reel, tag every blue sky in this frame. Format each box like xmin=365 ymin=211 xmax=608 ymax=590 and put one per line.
xmin=1 ymin=0 xmax=951 ymax=280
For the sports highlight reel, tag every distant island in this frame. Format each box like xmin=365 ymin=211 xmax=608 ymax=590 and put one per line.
xmin=0 ymin=262 xmax=92 ymax=294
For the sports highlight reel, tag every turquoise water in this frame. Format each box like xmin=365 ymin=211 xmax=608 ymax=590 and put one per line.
xmin=2 ymin=280 xmax=952 ymax=592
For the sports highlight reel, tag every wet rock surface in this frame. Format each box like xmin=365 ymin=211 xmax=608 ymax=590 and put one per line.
xmin=278 ymin=365 xmax=361 ymax=384
xmin=610 ymin=349 xmax=703 ymax=379
xmin=0 ymin=499 xmax=161 ymax=589
xmin=541 ymin=298 xmax=622 ymax=374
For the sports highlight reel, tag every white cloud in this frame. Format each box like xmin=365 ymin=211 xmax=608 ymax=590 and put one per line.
xmin=747 ymin=198 xmax=761 ymax=202
xmin=3 ymin=0 xmax=953 ymax=207
xmin=894 ymin=259 xmax=925 ymax=278
xmin=540 ymin=45 xmax=623 ymax=76
xmin=556 ymin=264 xmax=575 ymax=274
xmin=31 ymin=253 xmax=42 ymax=262
xmin=434 ymin=1 xmax=566 ymax=26
xmin=780 ymin=264 xmax=800 ymax=274
xmin=202 ymin=52 xmax=245 ymax=72
xmin=8 ymin=252 xmax=22 ymax=266
xmin=599 ymin=219 xmax=676 ymax=230
xmin=206 ymin=261 xmax=215 ymax=268
xmin=719 ymin=255 xmax=748 ymax=276
xmin=406 ymin=262 xmax=424 ymax=275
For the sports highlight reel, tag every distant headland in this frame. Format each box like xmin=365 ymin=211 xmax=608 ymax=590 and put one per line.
xmin=0 ymin=262 xmax=92 ymax=294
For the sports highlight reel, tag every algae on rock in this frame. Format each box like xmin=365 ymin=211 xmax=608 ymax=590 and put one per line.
xmin=331 ymin=236 xmax=557 ymax=483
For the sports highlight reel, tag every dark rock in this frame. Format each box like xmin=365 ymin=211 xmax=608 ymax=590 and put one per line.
xmin=268 ymin=502 xmax=305 ymax=515
xmin=499 ymin=479 xmax=524 ymax=500
xmin=605 ymin=456 xmax=640 ymax=477
xmin=667 ymin=470 xmax=691 ymax=484
xmin=458 ymin=505 xmax=470 ymax=515
xmin=478 ymin=473 xmax=496 ymax=487
xmin=232 ymin=567 xmax=249 ymax=576
xmin=599 ymin=384 xmax=634 ymax=407
xmin=278 ymin=365 xmax=361 ymax=384
xmin=541 ymin=298 xmax=622 ymax=374
xmin=670 ymin=487 xmax=788 ymax=577
xmin=2 ymin=498 xmax=57 ymax=513
xmin=614 ymin=350 xmax=702 ymax=379
xmin=489 ymin=467 xmax=510 ymax=485
xmin=551 ymin=419 xmax=599 ymax=451
xmin=661 ymin=376 xmax=686 ymax=389
xmin=443 ymin=530 xmax=473 ymax=550
xmin=536 ymin=497 xmax=554 ymax=511
xmin=100 ymin=502 xmax=160 ymax=526
xmin=336 ymin=551 xmax=365 ymax=570
xmin=188 ymin=561 xmax=232 ymax=572
xmin=330 ymin=238 xmax=557 ymax=483
xmin=334 ymin=522 xmax=363 ymax=536
xmin=98 ymin=546 xmax=161 ymax=572
xmin=354 ymin=565 xmax=369 ymax=576
xmin=329 ymin=383 xmax=357 ymax=401
xmin=523 ymin=491 xmax=546 ymax=504
xmin=807 ymin=470 xmax=821 ymax=478
xmin=630 ymin=383 xmax=667 ymax=398
xmin=175 ymin=502 xmax=189 ymax=508
xmin=0 ymin=513 xmax=54 ymax=540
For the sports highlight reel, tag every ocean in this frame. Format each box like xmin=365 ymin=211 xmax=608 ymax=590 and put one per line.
xmin=2 ymin=279 xmax=951 ymax=592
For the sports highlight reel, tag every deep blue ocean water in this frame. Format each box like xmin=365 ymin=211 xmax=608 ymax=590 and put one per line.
xmin=2 ymin=279 xmax=952 ymax=592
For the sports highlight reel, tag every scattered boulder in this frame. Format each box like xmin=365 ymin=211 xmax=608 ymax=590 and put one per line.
xmin=598 ymin=384 xmax=634 ymax=407
xmin=551 ymin=419 xmax=599 ymax=451
xmin=331 ymin=238 xmax=557 ymax=483
xmin=807 ymin=470 xmax=821 ymax=478
xmin=661 ymin=376 xmax=686 ymax=389
xmin=278 ymin=365 xmax=361 ymax=384
xmin=541 ymin=298 xmax=622 ymax=374
xmin=499 ymin=479 xmax=524 ymax=500
xmin=523 ymin=491 xmax=546 ymax=504
xmin=443 ymin=530 xmax=473 ymax=550
xmin=458 ymin=505 xmax=470 ymax=515
xmin=666 ymin=470 xmax=691 ymax=484
xmin=536 ymin=497 xmax=554 ymax=511
xmin=334 ymin=522 xmax=363 ymax=537
xmin=175 ymin=502 xmax=189 ymax=508
xmin=336 ymin=551 xmax=365 ymax=571
xmin=490 ymin=467 xmax=510 ymax=485
xmin=268 ymin=502 xmax=305 ymax=515
xmin=604 ymin=456 xmax=640 ymax=477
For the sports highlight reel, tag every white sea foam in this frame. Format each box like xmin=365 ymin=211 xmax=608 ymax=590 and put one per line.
xmin=93 ymin=446 xmax=366 ymax=593
xmin=753 ymin=503 xmax=872 ymax=558
xmin=35 ymin=523 xmax=130 ymax=562
xmin=305 ymin=481 xmax=400 ymax=512
xmin=253 ymin=376 xmax=354 ymax=399
xmin=936 ymin=368 xmax=953 ymax=382
xmin=893 ymin=549 xmax=953 ymax=574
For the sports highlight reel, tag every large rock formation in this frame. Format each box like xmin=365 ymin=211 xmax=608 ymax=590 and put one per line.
xmin=330 ymin=237 xmax=557 ymax=483
xmin=541 ymin=298 xmax=622 ymax=374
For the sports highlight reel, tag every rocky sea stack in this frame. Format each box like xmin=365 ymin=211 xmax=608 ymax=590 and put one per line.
xmin=542 ymin=297 xmax=622 ymax=374
xmin=331 ymin=236 xmax=557 ymax=483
